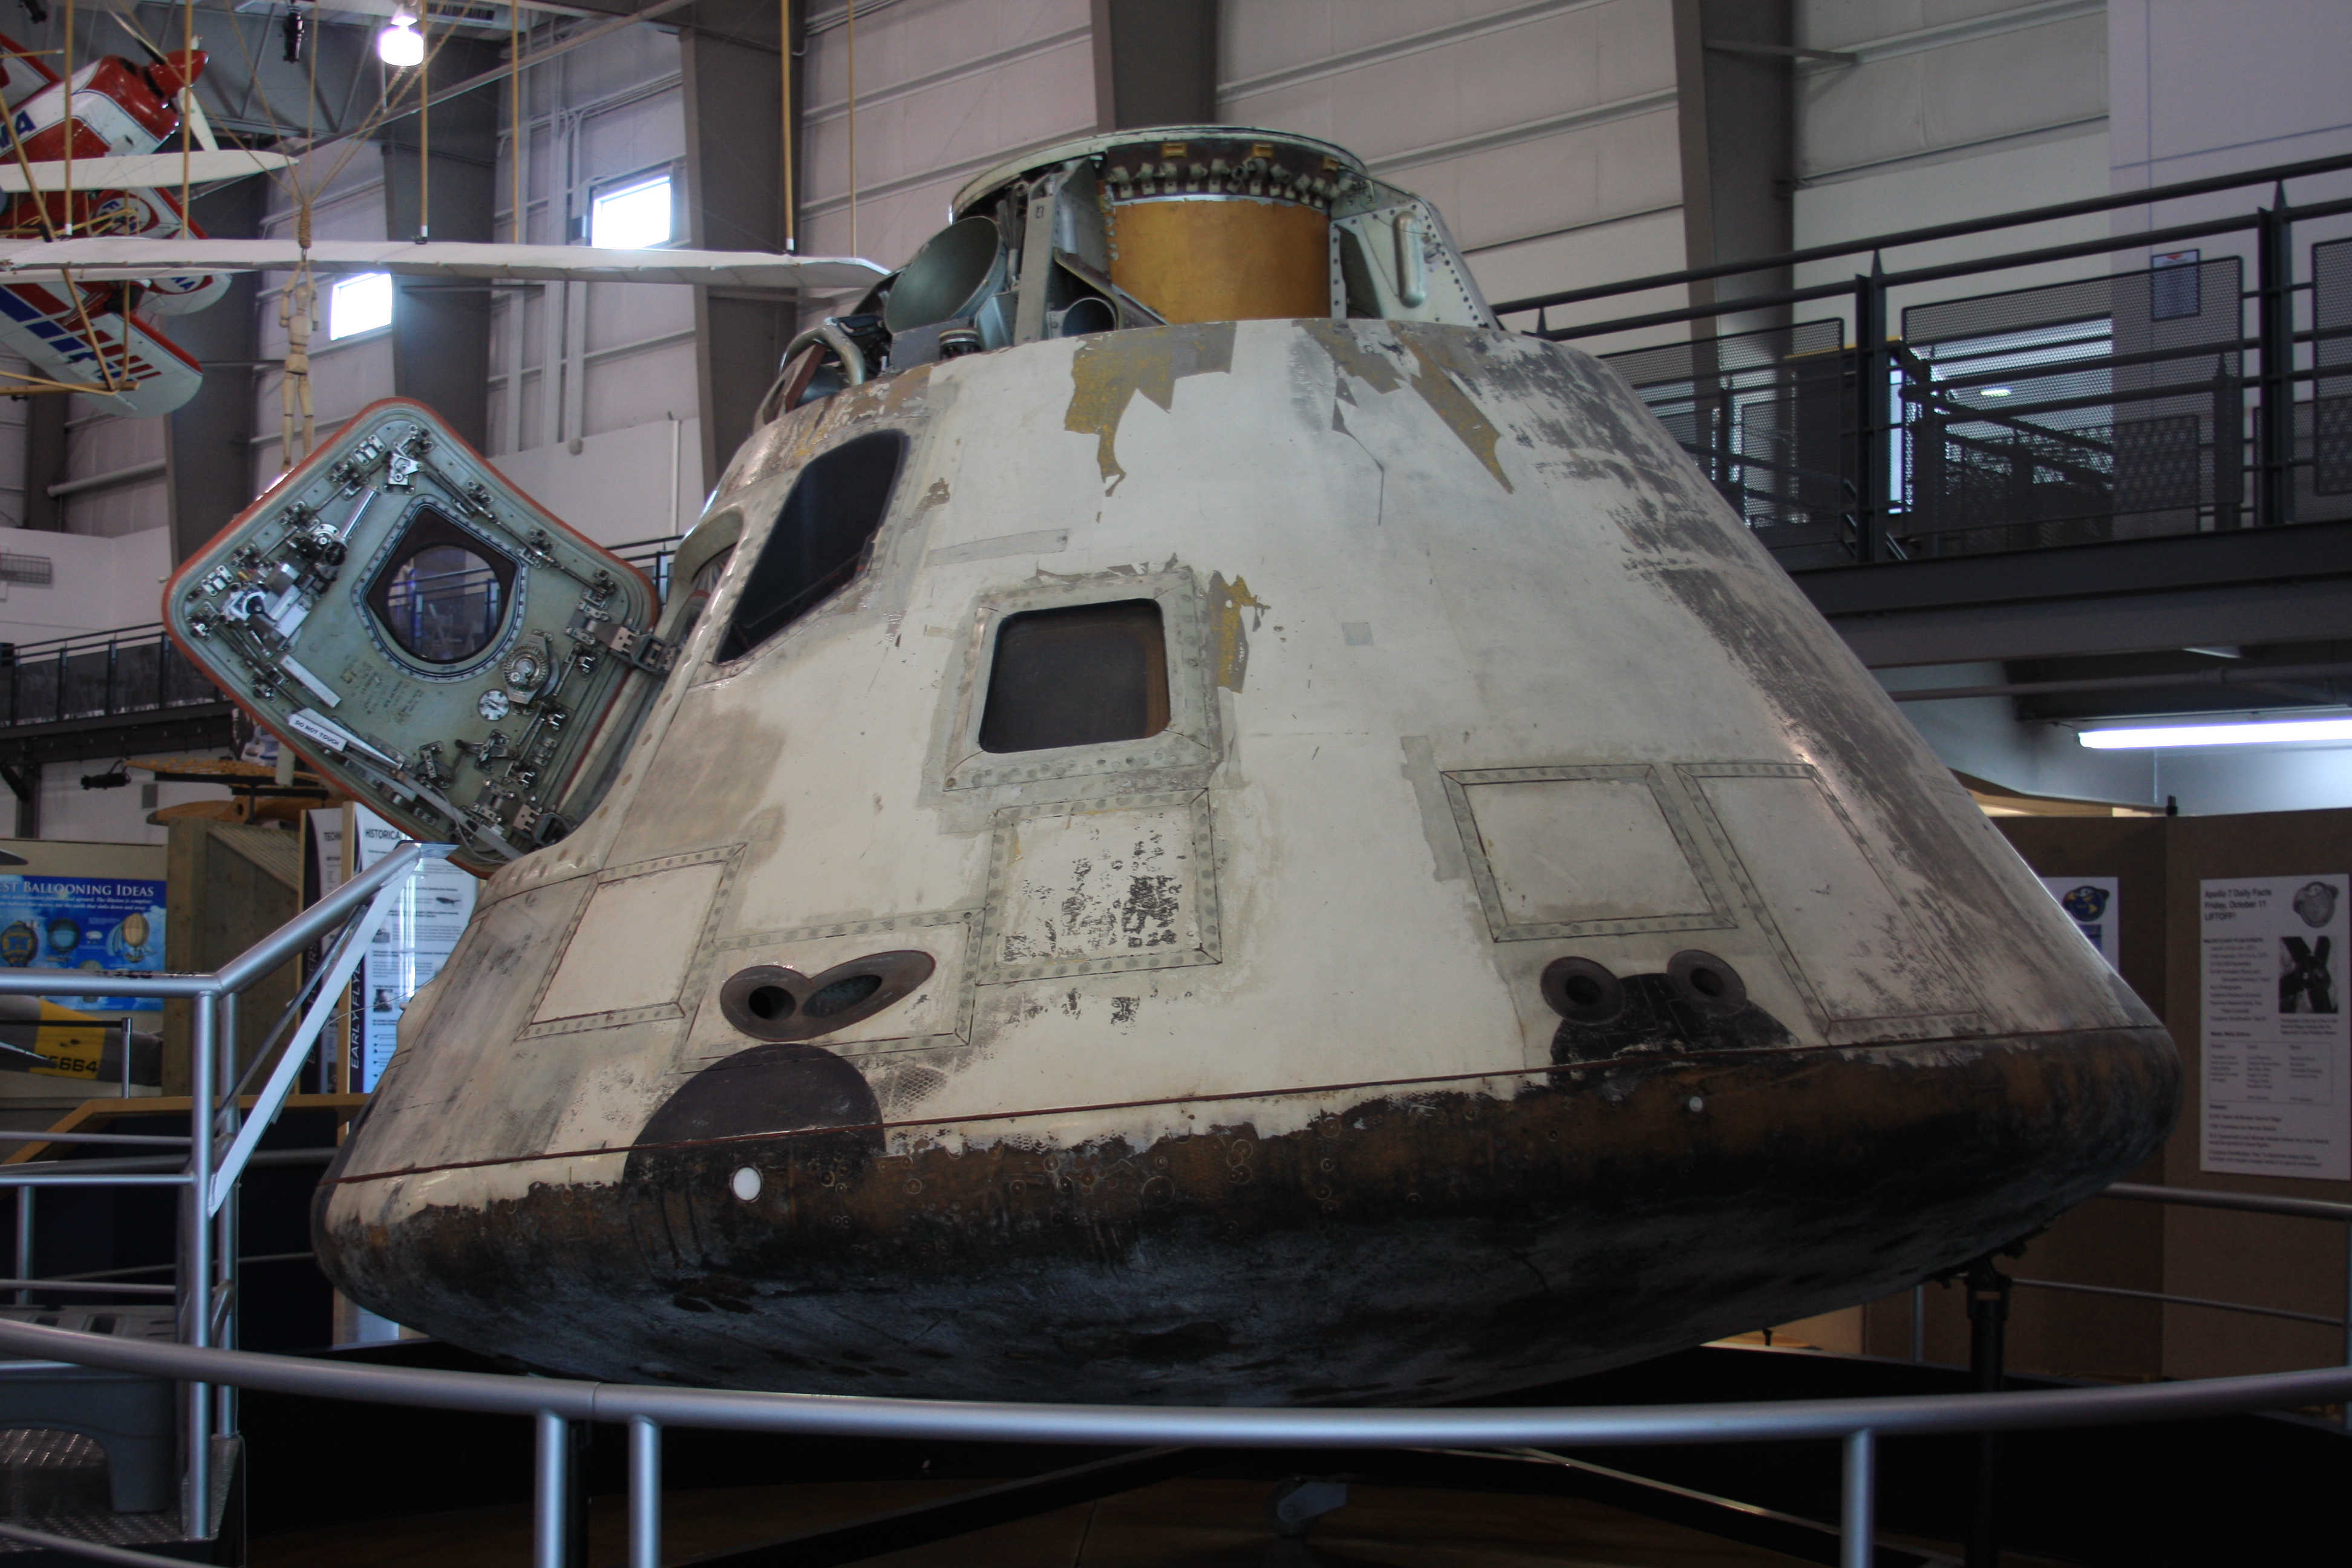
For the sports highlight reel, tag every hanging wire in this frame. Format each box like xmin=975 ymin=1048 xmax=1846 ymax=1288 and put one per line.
xmin=511 ymin=2 xmax=521 ymax=243
xmin=177 ymin=0 xmax=190 ymax=227
xmin=779 ymin=0 xmax=792 ymax=252
xmin=845 ymin=0 xmax=855 ymax=256
xmin=416 ymin=7 xmax=430 ymax=241
xmin=57 ymin=0 xmax=69 ymax=235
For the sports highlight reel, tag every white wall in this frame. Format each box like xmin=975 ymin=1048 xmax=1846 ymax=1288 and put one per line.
xmin=489 ymin=22 xmax=702 ymax=483
xmin=1878 ymin=664 xmax=2164 ymax=805
xmin=33 ymin=759 xmax=235 ymax=848
xmin=1882 ymin=667 xmax=2352 ymax=817
xmin=2143 ymin=742 xmax=2352 ymax=815
xmin=799 ymin=0 xmax=1097 ymax=272
xmin=243 ymin=24 xmax=705 ymax=538
xmin=0 ymin=524 xmax=174 ymax=645
xmin=1223 ymin=0 xmax=1687 ymax=350
xmin=2106 ymin=1 xmax=2352 ymax=313
xmin=1793 ymin=1 xmax=2115 ymax=334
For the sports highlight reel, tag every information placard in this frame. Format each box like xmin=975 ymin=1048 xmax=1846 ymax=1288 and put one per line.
xmin=351 ymin=807 xmax=476 ymax=1092
xmin=2200 ymin=875 xmax=2350 ymax=1180
xmin=2041 ymin=875 xmax=2120 ymax=972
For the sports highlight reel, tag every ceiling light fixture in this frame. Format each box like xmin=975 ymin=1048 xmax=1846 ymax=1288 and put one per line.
xmin=1980 ymin=387 xmax=2013 ymax=397
xmin=378 ymin=10 xmax=424 ymax=68
xmin=2079 ymin=716 xmax=2352 ymax=749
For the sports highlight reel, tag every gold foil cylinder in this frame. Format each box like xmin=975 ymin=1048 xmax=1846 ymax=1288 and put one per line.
xmin=1108 ymin=197 xmax=1330 ymax=324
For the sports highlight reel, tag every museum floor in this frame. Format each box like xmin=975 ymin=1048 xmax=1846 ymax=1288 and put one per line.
xmin=242 ymin=1476 xmax=2070 ymax=1567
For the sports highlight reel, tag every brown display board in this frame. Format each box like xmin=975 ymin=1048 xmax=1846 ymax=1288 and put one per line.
xmin=161 ymin=821 xmax=302 ymax=1096
xmin=1861 ymin=811 xmax=2352 ymax=1381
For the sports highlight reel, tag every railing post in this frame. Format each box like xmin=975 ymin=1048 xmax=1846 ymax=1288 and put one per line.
xmin=1852 ymin=260 xmax=1889 ymax=563
xmin=1841 ymin=1428 xmax=1877 ymax=1568
xmin=11 ymin=1188 xmax=28 ymax=1307
xmin=181 ymin=990 xmax=217 ymax=1542
xmin=1964 ymin=1256 xmax=2012 ymax=1568
xmin=2256 ymin=186 xmax=2296 ymax=526
xmin=629 ymin=1416 xmax=662 ymax=1568
xmin=535 ymin=1410 xmax=571 ymax=1568
xmin=2213 ymin=353 xmax=2246 ymax=529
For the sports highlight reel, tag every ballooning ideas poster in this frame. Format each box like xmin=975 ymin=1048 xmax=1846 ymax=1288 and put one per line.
xmin=2200 ymin=875 xmax=2351 ymax=1181
xmin=0 ymin=874 xmax=167 ymax=1012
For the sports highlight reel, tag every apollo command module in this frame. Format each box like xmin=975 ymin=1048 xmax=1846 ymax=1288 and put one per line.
xmin=164 ymin=126 xmax=2178 ymax=1405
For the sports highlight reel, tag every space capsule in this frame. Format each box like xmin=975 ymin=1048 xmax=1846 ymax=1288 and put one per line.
xmin=165 ymin=126 xmax=2177 ymax=1405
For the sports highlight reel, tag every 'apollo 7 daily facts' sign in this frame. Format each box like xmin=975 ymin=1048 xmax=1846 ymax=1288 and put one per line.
xmin=2200 ymin=875 xmax=2350 ymax=1181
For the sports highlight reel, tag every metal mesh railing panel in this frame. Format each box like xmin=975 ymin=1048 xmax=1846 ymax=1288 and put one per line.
xmin=2315 ymin=237 xmax=2352 ymax=495
xmin=1899 ymin=256 xmax=2246 ymax=553
xmin=1601 ymin=319 xmax=1849 ymax=541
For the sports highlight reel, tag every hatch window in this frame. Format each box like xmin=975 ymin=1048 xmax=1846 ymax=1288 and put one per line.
xmin=717 ymin=431 xmax=906 ymax=662
xmin=366 ymin=508 xmax=517 ymax=665
xmin=978 ymin=599 xmax=1169 ymax=753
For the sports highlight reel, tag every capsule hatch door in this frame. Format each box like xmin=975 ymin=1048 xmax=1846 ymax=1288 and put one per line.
xmin=164 ymin=399 xmax=672 ymax=874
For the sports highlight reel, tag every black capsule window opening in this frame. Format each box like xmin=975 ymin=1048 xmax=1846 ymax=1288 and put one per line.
xmin=364 ymin=507 xmax=518 ymax=666
xmin=717 ymin=431 xmax=909 ymax=663
xmin=977 ymin=599 xmax=1171 ymax=753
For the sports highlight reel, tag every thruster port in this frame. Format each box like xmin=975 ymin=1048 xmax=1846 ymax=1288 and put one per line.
xmin=1666 ymin=950 xmax=1747 ymax=1016
xmin=718 ymin=951 xmax=938 ymax=1042
xmin=1540 ymin=957 xmax=1625 ymax=1024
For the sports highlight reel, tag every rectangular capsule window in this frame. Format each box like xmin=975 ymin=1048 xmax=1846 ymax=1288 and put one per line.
xmin=978 ymin=599 xmax=1170 ymax=753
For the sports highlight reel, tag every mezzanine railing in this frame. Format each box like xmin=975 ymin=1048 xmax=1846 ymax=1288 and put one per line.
xmin=1496 ymin=149 xmax=2352 ymax=567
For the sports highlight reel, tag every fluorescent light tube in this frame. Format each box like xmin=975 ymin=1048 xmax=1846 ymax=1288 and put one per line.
xmin=2079 ymin=717 xmax=2352 ymax=748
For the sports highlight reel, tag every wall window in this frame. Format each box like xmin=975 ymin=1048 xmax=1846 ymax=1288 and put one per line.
xmin=329 ymin=272 xmax=394 ymax=339
xmin=978 ymin=600 xmax=1169 ymax=753
xmin=717 ymin=431 xmax=906 ymax=662
xmin=591 ymin=172 xmax=674 ymax=249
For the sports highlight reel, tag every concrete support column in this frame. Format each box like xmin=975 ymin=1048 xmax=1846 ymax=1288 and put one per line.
xmin=684 ymin=0 xmax=794 ymax=491
xmin=165 ymin=178 xmax=269 ymax=564
xmin=1090 ymin=0 xmax=1218 ymax=131
xmin=1672 ymin=0 xmax=1796 ymax=339
xmin=19 ymin=394 xmax=64 ymax=534
xmin=382 ymin=39 xmax=505 ymax=452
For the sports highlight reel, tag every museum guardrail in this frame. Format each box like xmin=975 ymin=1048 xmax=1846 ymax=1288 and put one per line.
xmin=0 ymin=842 xmax=440 ymax=1544
xmin=0 ymin=864 xmax=2345 ymax=1566
xmin=1496 ymin=148 xmax=2352 ymax=567
xmin=1 ymin=1290 xmax=2348 ymax=1568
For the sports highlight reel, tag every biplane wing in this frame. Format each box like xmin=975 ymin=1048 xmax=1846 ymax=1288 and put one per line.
xmin=0 ymin=238 xmax=886 ymax=290
xmin=0 ymin=149 xmax=293 ymax=192
xmin=0 ymin=276 xmax=200 ymax=413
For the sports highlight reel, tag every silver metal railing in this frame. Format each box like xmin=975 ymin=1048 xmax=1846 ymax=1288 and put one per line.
xmin=1900 ymin=1181 xmax=2352 ymax=1432
xmin=0 ymin=841 xmax=446 ymax=1543
xmin=2 ymin=852 xmax=2348 ymax=1563
xmin=0 ymin=1312 xmax=2348 ymax=1568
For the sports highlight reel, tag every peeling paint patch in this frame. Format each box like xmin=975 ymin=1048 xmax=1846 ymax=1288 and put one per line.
xmin=999 ymin=805 xmax=1197 ymax=964
xmin=1396 ymin=331 xmax=1513 ymax=492
xmin=1208 ymin=572 xmax=1271 ymax=691
xmin=1301 ymin=321 xmax=1512 ymax=492
xmin=1064 ymin=324 xmax=1238 ymax=492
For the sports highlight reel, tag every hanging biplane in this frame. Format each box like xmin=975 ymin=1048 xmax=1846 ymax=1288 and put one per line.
xmin=0 ymin=28 xmax=880 ymax=416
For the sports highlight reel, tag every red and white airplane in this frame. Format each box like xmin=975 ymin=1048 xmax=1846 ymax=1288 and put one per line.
xmin=0 ymin=30 xmax=880 ymax=418
xmin=0 ymin=31 xmax=254 ymax=414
